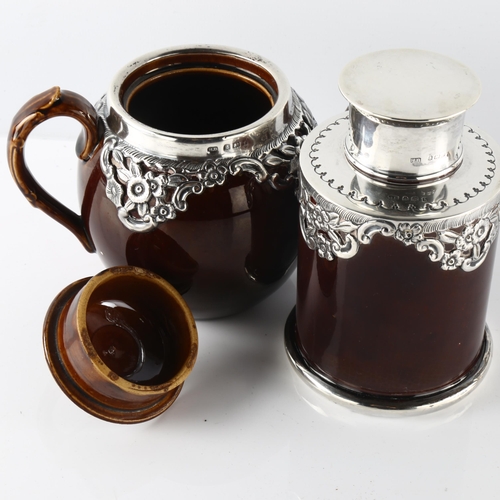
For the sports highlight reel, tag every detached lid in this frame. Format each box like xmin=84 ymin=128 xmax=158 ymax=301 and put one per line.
xmin=43 ymin=266 xmax=198 ymax=424
xmin=338 ymin=49 xmax=482 ymax=183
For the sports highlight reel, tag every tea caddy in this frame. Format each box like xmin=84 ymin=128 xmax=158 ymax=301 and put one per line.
xmin=287 ymin=49 xmax=500 ymax=412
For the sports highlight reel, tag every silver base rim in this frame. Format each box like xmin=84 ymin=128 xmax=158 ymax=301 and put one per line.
xmin=285 ymin=307 xmax=492 ymax=415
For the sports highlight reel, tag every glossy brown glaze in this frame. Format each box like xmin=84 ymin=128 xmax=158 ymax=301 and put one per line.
xmin=79 ymin=152 xmax=298 ymax=319
xmin=295 ymin=232 xmax=496 ymax=397
xmin=43 ymin=267 xmax=198 ymax=424
xmin=8 ymin=87 xmax=100 ymax=252
xmin=10 ymin=61 xmax=302 ymax=319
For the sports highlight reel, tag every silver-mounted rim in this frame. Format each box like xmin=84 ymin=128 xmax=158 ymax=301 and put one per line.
xmin=300 ymin=115 xmax=500 ymax=219
xmin=97 ymin=92 xmax=315 ymax=232
xmin=284 ymin=307 xmax=492 ymax=415
xmin=95 ymin=45 xmax=317 ymax=231
xmin=104 ymin=45 xmax=295 ymax=159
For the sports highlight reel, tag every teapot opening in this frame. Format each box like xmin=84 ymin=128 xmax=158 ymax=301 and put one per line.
xmin=125 ymin=68 xmax=274 ymax=135
xmin=120 ymin=51 xmax=277 ymax=136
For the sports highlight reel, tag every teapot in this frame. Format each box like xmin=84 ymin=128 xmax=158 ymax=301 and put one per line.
xmin=8 ymin=45 xmax=315 ymax=319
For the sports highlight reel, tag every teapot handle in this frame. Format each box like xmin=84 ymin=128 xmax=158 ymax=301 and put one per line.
xmin=8 ymin=87 xmax=100 ymax=252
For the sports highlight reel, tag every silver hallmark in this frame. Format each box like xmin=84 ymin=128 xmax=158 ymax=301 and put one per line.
xmin=98 ymin=93 xmax=315 ymax=232
xmin=298 ymin=181 xmax=500 ymax=271
xmin=308 ymin=117 xmax=497 ymax=213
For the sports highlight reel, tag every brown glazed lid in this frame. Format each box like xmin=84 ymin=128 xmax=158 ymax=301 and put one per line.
xmin=43 ymin=266 xmax=198 ymax=424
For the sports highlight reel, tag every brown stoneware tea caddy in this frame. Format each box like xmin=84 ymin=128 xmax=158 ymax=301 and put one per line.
xmin=286 ymin=49 xmax=500 ymax=413
xmin=8 ymin=45 xmax=315 ymax=320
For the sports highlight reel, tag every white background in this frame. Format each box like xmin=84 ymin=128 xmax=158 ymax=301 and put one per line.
xmin=2 ymin=1 xmax=500 ymax=498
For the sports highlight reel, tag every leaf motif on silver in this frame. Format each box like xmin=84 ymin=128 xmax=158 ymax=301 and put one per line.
xmin=299 ymin=183 xmax=500 ymax=272
xmin=98 ymin=92 xmax=315 ymax=232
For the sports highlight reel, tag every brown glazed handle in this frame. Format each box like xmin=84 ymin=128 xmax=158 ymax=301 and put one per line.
xmin=8 ymin=86 xmax=100 ymax=252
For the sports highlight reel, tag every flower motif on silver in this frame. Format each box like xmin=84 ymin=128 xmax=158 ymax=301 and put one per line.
xmin=97 ymin=90 xmax=315 ymax=232
xmin=299 ymin=182 xmax=500 ymax=272
xmin=110 ymin=154 xmax=169 ymax=222
xmin=455 ymin=226 xmax=475 ymax=252
xmin=395 ymin=223 xmax=423 ymax=246
xmin=145 ymin=171 xmax=165 ymax=198
xmin=472 ymin=219 xmax=491 ymax=244
xmin=309 ymin=203 xmax=337 ymax=229
xmin=441 ymin=250 xmax=465 ymax=271
xmin=300 ymin=193 xmax=360 ymax=260
xmin=151 ymin=203 xmax=175 ymax=223
xmin=202 ymin=163 xmax=227 ymax=188
xmin=127 ymin=176 xmax=150 ymax=204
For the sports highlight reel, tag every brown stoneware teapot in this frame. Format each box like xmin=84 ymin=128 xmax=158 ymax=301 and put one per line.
xmin=8 ymin=45 xmax=315 ymax=319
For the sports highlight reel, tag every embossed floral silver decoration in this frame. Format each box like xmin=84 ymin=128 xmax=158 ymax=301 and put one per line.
xmin=299 ymin=184 xmax=500 ymax=272
xmin=100 ymin=142 xmax=180 ymax=231
xmin=441 ymin=250 xmax=464 ymax=271
xmin=394 ymin=223 xmax=424 ymax=246
xmin=303 ymin=202 xmax=358 ymax=260
xmin=98 ymin=92 xmax=315 ymax=232
xmin=201 ymin=162 xmax=227 ymax=188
